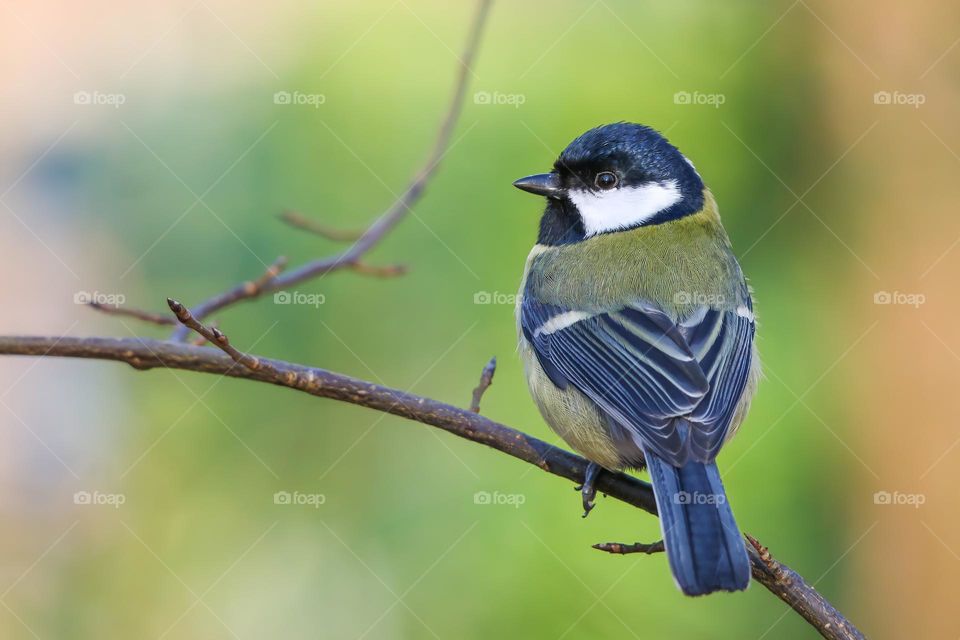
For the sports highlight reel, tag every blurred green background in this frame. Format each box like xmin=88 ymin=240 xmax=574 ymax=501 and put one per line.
xmin=1 ymin=0 xmax=958 ymax=638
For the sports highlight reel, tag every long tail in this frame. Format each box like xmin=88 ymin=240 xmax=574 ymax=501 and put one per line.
xmin=644 ymin=448 xmax=750 ymax=596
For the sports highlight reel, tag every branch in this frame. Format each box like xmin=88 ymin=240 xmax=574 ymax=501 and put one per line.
xmin=469 ymin=356 xmax=496 ymax=412
xmin=159 ymin=0 xmax=492 ymax=340
xmin=167 ymin=299 xmax=261 ymax=370
xmin=278 ymin=210 xmax=364 ymax=241
xmin=593 ymin=540 xmax=665 ymax=555
xmin=347 ymin=261 xmax=407 ymax=278
xmin=87 ymin=302 xmax=175 ymax=326
xmin=0 ymin=334 xmax=864 ymax=640
xmin=89 ymin=256 xmax=287 ymax=328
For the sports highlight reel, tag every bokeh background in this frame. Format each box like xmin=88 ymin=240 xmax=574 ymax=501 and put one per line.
xmin=0 ymin=0 xmax=956 ymax=637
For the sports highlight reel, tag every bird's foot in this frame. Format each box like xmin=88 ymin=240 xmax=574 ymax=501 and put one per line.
xmin=574 ymin=462 xmax=603 ymax=518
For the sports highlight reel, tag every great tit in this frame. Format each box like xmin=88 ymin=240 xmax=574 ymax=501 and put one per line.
xmin=513 ymin=123 xmax=759 ymax=596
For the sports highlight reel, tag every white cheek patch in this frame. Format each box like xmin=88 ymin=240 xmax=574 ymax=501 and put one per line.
xmin=568 ymin=180 xmax=683 ymax=236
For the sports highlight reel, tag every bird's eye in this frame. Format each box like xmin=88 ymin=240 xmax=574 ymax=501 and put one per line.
xmin=594 ymin=171 xmax=618 ymax=190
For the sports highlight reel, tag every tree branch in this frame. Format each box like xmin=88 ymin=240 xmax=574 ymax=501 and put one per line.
xmin=0 ymin=334 xmax=863 ymax=640
xmin=160 ymin=0 xmax=492 ymax=340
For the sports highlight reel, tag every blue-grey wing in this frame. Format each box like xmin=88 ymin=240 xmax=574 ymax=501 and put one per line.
xmin=521 ymin=297 xmax=754 ymax=466
xmin=679 ymin=304 xmax=755 ymax=460
xmin=522 ymin=298 xmax=708 ymax=465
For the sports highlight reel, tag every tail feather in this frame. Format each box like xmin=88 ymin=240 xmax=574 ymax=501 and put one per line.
xmin=645 ymin=448 xmax=750 ymax=596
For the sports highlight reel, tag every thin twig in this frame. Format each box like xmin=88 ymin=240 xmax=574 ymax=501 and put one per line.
xmin=167 ymin=0 xmax=492 ymax=340
xmin=469 ymin=356 xmax=496 ymax=412
xmin=747 ymin=533 xmax=791 ymax=585
xmin=593 ymin=540 xmax=665 ymax=555
xmin=88 ymin=302 xmax=175 ymax=326
xmin=189 ymin=320 xmax=218 ymax=346
xmin=247 ymin=256 xmax=289 ymax=293
xmin=0 ymin=334 xmax=865 ymax=640
xmin=166 ymin=299 xmax=261 ymax=370
xmin=348 ymin=261 xmax=407 ymax=278
xmin=90 ymin=257 xmax=286 ymax=330
xmin=279 ymin=210 xmax=365 ymax=241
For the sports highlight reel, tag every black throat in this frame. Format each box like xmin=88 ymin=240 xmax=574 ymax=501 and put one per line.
xmin=536 ymin=199 xmax=586 ymax=246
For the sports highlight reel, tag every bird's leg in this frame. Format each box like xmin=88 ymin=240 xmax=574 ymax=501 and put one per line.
xmin=574 ymin=462 xmax=603 ymax=518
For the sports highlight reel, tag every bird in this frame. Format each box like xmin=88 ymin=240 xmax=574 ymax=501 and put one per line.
xmin=513 ymin=122 xmax=759 ymax=596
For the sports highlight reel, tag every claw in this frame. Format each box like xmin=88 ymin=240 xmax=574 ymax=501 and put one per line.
xmin=578 ymin=462 xmax=602 ymax=518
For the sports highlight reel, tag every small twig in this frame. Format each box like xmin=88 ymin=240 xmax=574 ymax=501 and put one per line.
xmin=469 ymin=356 xmax=496 ymax=413
xmin=189 ymin=320 xmax=218 ymax=346
xmin=592 ymin=540 xmax=665 ymax=555
xmin=166 ymin=299 xmax=261 ymax=371
xmin=88 ymin=302 xmax=175 ymax=326
xmin=747 ymin=533 xmax=791 ymax=585
xmin=348 ymin=261 xmax=407 ymax=278
xmin=279 ymin=210 xmax=364 ymax=241
xmin=92 ymin=258 xmax=289 ymax=332
xmin=247 ymin=256 xmax=288 ymax=294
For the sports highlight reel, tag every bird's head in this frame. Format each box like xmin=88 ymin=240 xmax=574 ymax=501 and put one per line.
xmin=514 ymin=123 xmax=705 ymax=244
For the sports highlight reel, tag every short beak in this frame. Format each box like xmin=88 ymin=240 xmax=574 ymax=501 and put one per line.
xmin=513 ymin=172 xmax=564 ymax=198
